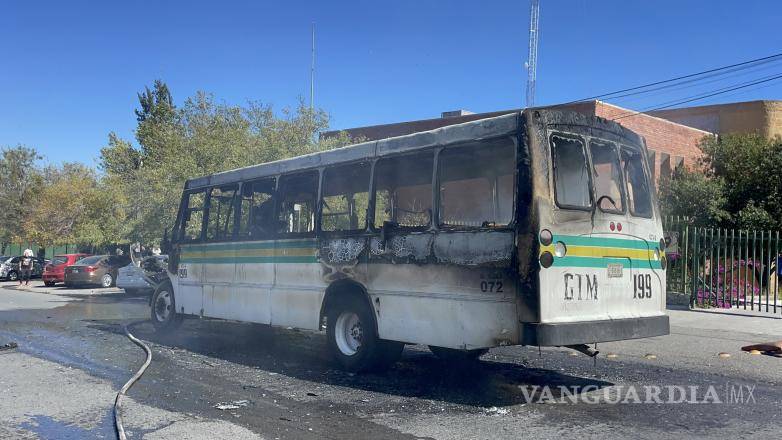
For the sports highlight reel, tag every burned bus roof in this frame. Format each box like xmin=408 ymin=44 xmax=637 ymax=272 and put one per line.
xmin=184 ymin=108 xmax=643 ymax=190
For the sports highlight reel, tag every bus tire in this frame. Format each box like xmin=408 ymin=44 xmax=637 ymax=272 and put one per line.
xmin=327 ymin=296 xmax=398 ymax=372
xmin=428 ymin=346 xmax=488 ymax=363
xmin=151 ymin=280 xmax=182 ymax=332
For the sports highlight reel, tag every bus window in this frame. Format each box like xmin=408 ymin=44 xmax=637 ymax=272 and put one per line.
xmin=589 ymin=140 xmax=624 ymax=214
xmin=439 ymin=138 xmax=515 ymax=227
xmin=622 ymin=148 xmax=653 ymax=218
xmin=205 ymin=185 xmax=238 ymax=241
xmin=374 ymin=152 xmax=434 ymax=228
xmin=551 ymin=135 xmax=591 ymax=209
xmin=277 ymin=171 xmax=318 ymax=235
xmin=181 ymin=191 xmax=206 ymax=242
xmin=239 ymin=178 xmax=276 ymax=239
xmin=321 ymin=162 xmax=370 ymax=232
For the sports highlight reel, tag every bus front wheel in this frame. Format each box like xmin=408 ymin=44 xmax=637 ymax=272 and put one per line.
xmin=151 ymin=281 xmax=183 ymax=332
xmin=327 ymin=296 xmax=402 ymax=372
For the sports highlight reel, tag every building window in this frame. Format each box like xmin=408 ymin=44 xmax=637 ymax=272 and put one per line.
xmin=374 ymin=151 xmax=434 ymax=228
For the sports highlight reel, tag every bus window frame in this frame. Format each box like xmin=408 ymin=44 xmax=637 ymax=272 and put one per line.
xmin=203 ymin=184 xmax=240 ymax=243
xmin=237 ymin=177 xmax=278 ymax=241
xmin=588 ymin=138 xmax=627 ymax=216
xmin=318 ymin=160 xmax=373 ymax=237
xmin=370 ymin=149 xmax=436 ymax=233
xmin=549 ymin=132 xmax=594 ymax=212
xmin=276 ymin=170 xmax=321 ymax=239
xmin=179 ymin=188 xmax=208 ymax=243
xmin=620 ymin=144 xmax=655 ymax=219
xmin=435 ymin=137 xmax=518 ymax=231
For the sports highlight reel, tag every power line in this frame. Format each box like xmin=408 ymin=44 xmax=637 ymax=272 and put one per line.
xmin=561 ymin=51 xmax=782 ymax=105
xmin=611 ymin=73 xmax=782 ymax=121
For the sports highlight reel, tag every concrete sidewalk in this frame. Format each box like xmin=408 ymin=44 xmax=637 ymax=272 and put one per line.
xmin=667 ymin=305 xmax=782 ymax=338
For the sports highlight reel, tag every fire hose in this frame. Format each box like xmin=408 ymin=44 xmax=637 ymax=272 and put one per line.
xmin=114 ymin=321 xmax=152 ymax=440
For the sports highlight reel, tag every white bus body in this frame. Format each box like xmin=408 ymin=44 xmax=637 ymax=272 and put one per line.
xmin=153 ymin=109 xmax=669 ymax=371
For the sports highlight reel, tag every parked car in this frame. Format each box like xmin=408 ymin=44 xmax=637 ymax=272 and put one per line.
xmin=117 ymin=255 xmax=168 ymax=294
xmin=0 ymin=256 xmax=47 ymax=281
xmin=64 ymin=254 xmax=131 ymax=288
xmin=42 ymin=253 xmax=92 ymax=286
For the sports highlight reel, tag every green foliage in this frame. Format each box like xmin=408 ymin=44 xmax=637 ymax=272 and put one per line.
xmin=660 ymin=133 xmax=782 ymax=230
xmin=0 ymin=145 xmax=43 ymax=246
xmin=100 ymin=81 xmax=360 ymax=245
xmin=658 ymin=166 xmax=729 ymax=226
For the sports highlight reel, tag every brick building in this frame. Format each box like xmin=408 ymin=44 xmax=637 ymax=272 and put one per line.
xmin=322 ymin=100 xmax=711 ymax=183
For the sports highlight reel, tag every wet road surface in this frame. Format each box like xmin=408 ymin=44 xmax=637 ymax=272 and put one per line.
xmin=1 ymin=280 xmax=781 ymax=439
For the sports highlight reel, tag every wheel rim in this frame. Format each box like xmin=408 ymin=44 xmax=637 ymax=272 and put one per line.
xmin=334 ymin=311 xmax=363 ymax=356
xmin=101 ymin=274 xmax=112 ymax=287
xmin=9 ymin=272 xmax=17 ymax=281
xmin=155 ymin=290 xmax=173 ymax=323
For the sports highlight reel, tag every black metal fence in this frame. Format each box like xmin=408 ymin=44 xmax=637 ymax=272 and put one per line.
xmin=664 ymin=216 xmax=782 ymax=314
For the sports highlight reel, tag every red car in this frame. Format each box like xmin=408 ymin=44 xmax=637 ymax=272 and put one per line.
xmin=43 ymin=253 xmax=91 ymax=286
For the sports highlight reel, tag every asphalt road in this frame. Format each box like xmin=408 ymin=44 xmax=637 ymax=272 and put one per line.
xmin=1 ymin=280 xmax=781 ymax=439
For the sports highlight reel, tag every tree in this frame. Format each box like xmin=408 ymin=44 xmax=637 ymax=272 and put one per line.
xmin=660 ymin=133 xmax=782 ymax=230
xmin=0 ymin=145 xmax=42 ymax=252
xmin=100 ymin=81 xmax=360 ymax=246
xmin=23 ymin=163 xmax=128 ymax=247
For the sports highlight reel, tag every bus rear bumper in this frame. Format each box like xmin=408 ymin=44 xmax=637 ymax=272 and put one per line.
xmin=520 ymin=315 xmax=670 ymax=346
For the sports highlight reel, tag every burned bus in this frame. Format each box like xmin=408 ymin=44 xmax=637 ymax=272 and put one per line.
xmin=153 ymin=108 xmax=670 ymax=372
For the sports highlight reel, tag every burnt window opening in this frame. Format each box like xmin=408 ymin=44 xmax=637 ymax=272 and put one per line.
xmin=181 ymin=191 xmax=206 ymax=242
xmin=277 ymin=171 xmax=319 ymax=235
xmin=589 ymin=140 xmax=625 ymax=214
xmin=206 ymin=185 xmax=238 ymax=241
xmin=321 ymin=162 xmax=370 ymax=232
xmin=239 ymin=178 xmax=276 ymax=239
xmin=622 ymin=148 xmax=654 ymax=218
xmin=374 ymin=151 xmax=434 ymax=228
xmin=551 ymin=134 xmax=591 ymax=210
xmin=438 ymin=138 xmax=515 ymax=227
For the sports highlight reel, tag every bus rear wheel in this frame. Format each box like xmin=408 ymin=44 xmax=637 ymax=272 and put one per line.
xmin=151 ymin=281 xmax=182 ymax=332
xmin=327 ymin=296 xmax=403 ymax=372
xmin=429 ymin=346 xmax=488 ymax=363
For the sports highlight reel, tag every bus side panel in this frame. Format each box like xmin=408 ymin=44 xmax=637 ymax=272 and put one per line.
xmin=200 ymin=240 xmax=276 ymax=324
xmin=367 ymin=263 xmax=519 ymax=349
xmin=176 ymin=244 xmax=205 ymax=315
xmin=270 ymin=239 xmax=326 ymax=330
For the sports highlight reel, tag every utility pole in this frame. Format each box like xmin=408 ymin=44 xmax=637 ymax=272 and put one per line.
xmin=526 ymin=0 xmax=540 ymax=108
xmin=310 ymin=22 xmax=315 ymax=111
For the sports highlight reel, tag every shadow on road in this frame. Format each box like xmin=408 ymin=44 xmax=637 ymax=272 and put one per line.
xmin=88 ymin=318 xmax=612 ymax=408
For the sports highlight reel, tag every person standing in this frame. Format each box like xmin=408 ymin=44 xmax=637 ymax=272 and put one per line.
xmin=19 ymin=249 xmax=34 ymax=286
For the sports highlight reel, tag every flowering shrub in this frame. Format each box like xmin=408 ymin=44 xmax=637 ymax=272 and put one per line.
xmin=695 ymin=259 xmax=760 ymax=309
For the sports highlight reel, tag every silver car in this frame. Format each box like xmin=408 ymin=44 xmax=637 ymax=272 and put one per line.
xmin=117 ymin=255 xmax=168 ymax=294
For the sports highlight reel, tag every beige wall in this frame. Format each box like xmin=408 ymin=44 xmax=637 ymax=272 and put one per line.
xmin=650 ymin=100 xmax=782 ymax=139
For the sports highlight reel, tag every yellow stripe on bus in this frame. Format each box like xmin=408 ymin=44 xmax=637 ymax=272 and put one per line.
xmin=539 ymin=244 xmax=655 ymax=260
xmin=181 ymin=247 xmax=317 ymax=259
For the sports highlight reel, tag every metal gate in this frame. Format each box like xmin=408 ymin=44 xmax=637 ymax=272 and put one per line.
xmin=664 ymin=217 xmax=782 ymax=314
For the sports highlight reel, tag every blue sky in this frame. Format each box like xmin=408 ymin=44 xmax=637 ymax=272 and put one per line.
xmin=1 ymin=0 xmax=781 ymax=166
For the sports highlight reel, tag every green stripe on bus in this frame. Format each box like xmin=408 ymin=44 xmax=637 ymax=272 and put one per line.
xmin=551 ymin=235 xmax=653 ymax=250
xmin=551 ymin=256 xmax=661 ymax=269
